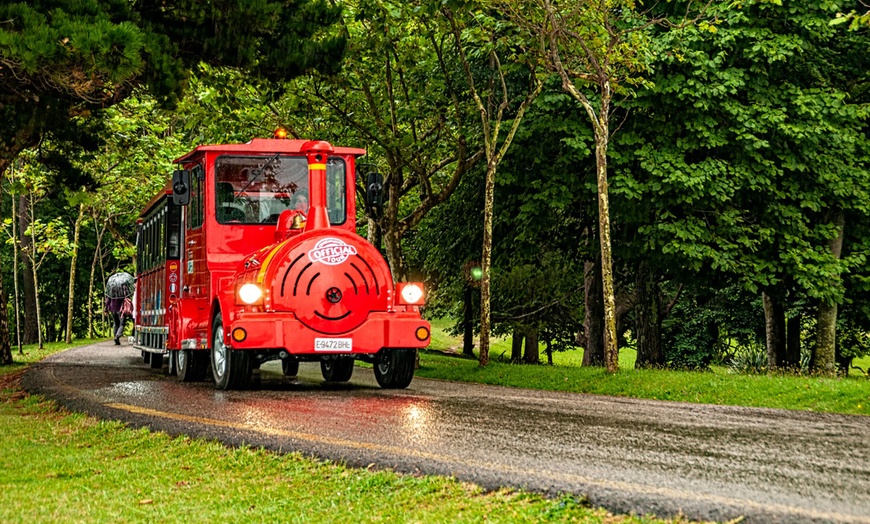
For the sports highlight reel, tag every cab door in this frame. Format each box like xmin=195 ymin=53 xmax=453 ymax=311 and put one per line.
xmin=181 ymin=163 xmax=210 ymax=346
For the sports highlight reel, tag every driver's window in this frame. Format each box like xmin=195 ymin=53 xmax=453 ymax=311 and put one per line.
xmin=212 ymin=155 xmax=347 ymax=225
xmin=214 ymin=155 xmax=309 ymax=224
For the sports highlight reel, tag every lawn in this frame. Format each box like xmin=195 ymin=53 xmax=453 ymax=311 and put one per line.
xmin=421 ymin=319 xmax=870 ymax=416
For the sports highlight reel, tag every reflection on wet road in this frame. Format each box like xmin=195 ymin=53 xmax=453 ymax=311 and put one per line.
xmin=23 ymin=342 xmax=870 ymax=524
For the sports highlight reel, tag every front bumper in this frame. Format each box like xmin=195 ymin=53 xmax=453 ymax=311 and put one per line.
xmin=226 ymin=311 xmax=430 ymax=354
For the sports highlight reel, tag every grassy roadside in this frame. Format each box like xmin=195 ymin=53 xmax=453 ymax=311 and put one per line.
xmin=0 ymin=341 xmax=691 ymax=524
xmin=420 ymin=320 xmax=870 ymax=416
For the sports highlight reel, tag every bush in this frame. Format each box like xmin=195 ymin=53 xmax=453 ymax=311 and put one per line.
xmin=727 ymin=343 xmax=767 ymax=374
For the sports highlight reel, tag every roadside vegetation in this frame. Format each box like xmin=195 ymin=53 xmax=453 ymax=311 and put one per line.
xmin=0 ymin=341 xmax=698 ymax=524
xmin=421 ymin=320 xmax=870 ymax=417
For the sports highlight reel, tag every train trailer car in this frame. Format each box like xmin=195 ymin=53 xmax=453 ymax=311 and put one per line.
xmin=133 ymin=134 xmax=431 ymax=390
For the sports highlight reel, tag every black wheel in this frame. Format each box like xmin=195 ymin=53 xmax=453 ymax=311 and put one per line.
xmin=282 ymin=359 xmax=299 ymax=376
xmin=211 ymin=313 xmax=253 ymax=390
xmin=143 ymin=351 xmax=151 ymax=364
xmin=374 ymin=348 xmax=416 ymax=389
xmin=320 ymin=357 xmax=354 ymax=382
xmin=149 ymin=352 xmax=164 ymax=369
xmin=167 ymin=350 xmax=178 ymax=376
xmin=177 ymin=348 xmax=208 ymax=382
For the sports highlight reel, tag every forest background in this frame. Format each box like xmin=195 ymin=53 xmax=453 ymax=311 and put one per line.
xmin=0 ymin=0 xmax=868 ymax=378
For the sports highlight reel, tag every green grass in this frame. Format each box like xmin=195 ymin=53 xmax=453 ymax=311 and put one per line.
xmin=0 ymin=341 xmax=691 ymax=524
xmin=851 ymin=354 xmax=870 ymax=377
xmin=421 ymin=321 xmax=870 ymax=416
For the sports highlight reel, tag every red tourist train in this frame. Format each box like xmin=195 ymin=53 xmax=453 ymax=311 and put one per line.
xmin=134 ymin=133 xmax=430 ymax=389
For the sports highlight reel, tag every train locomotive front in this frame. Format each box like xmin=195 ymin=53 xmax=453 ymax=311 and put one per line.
xmin=224 ymin=226 xmax=430 ymax=390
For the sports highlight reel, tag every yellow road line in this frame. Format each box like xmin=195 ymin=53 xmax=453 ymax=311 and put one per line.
xmin=104 ymin=401 xmax=870 ymax=523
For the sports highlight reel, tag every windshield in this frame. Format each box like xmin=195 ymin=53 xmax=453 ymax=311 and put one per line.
xmin=214 ymin=155 xmax=346 ymax=225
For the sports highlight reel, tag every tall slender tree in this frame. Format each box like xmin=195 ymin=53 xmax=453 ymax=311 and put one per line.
xmin=444 ymin=6 xmax=543 ymax=366
xmin=65 ymin=202 xmax=86 ymax=343
xmin=505 ymin=0 xmax=659 ymax=371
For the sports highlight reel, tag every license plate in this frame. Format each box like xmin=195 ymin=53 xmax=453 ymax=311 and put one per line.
xmin=314 ymin=338 xmax=352 ymax=352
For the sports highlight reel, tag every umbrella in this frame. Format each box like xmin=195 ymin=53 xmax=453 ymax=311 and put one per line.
xmin=105 ymin=271 xmax=135 ymax=299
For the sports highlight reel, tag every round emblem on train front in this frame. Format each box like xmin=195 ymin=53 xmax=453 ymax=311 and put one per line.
xmin=326 ymin=287 xmax=342 ymax=303
xmin=308 ymin=237 xmax=358 ymax=265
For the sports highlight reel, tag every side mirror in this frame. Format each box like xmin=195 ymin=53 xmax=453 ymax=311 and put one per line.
xmin=365 ymin=170 xmax=384 ymax=219
xmin=171 ymin=169 xmax=190 ymax=206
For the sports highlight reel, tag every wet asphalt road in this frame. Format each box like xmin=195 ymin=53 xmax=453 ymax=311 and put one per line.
xmin=21 ymin=341 xmax=870 ymax=523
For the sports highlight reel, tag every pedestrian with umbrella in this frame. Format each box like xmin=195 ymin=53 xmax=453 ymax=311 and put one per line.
xmin=105 ymin=271 xmax=134 ymax=345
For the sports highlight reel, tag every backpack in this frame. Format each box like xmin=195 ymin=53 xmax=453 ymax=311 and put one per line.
xmin=120 ymin=298 xmax=134 ymax=316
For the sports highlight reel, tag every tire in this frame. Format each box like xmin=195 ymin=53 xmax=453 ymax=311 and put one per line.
xmin=282 ymin=359 xmax=299 ymax=376
xmin=374 ymin=348 xmax=416 ymax=389
xmin=149 ymin=352 xmax=164 ymax=369
xmin=143 ymin=351 xmax=151 ymax=365
xmin=211 ymin=313 xmax=253 ymax=390
xmin=177 ymin=348 xmax=208 ymax=382
xmin=167 ymin=350 xmax=178 ymax=376
xmin=320 ymin=357 xmax=354 ymax=382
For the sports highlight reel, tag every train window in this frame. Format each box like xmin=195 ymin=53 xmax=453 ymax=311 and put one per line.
xmin=326 ymin=158 xmax=347 ymax=225
xmin=166 ymin=203 xmax=182 ymax=260
xmin=215 ymin=156 xmax=307 ymax=225
xmin=189 ymin=164 xmax=204 ymax=230
xmin=158 ymin=210 xmax=165 ymax=262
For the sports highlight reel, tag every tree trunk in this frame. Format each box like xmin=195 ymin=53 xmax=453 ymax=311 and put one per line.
xmin=0 ymin=191 xmax=11 ymax=363
xmin=815 ymin=212 xmax=845 ymax=376
xmin=0 ymin=272 xmax=11 ymax=365
xmin=816 ymin=301 xmax=838 ymax=375
xmin=511 ymin=328 xmax=524 ymax=363
xmin=86 ymin=209 xmax=105 ymax=339
xmin=462 ymin=283 xmax=475 ymax=356
xmin=65 ymin=204 xmax=85 ymax=343
xmin=545 ymin=337 xmax=553 ymax=365
xmin=19 ymin=195 xmax=38 ymax=345
xmin=29 ymin=194 xmax=43 ymax=349
xmin=523 ymin=328 xmax=539 ymax=364
xmin=786 ymin=312 xmax=801 ymax=369
xmin=594 ymin=122 xmax=618 ymax=373
xmin=11 ymin=184 xmax=22 ymax=354
xmin=762 ymin=292 xmax=786 ymax=369
xmin=478 ymin=162 xmax=497 ymax=366
xmin=582 ymin=260 xmax=605 ymax=366
xmin=383 ymin=225 xmax=405 ymax=282
xmin=635 ymin=261 xmax=663 ymax=367
xmin=366 ymin=216 xmax=381 ymax=249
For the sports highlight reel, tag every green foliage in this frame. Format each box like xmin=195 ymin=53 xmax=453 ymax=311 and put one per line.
xmin=662 ymin=285 xmax=764 ymax=370
xmin=0 ymin=0 xmax=348 ymax=186
xmin=727 ymin=344 xmax=768 ymax=375
xmin=614 ymin=0 xmax=870 ymax=302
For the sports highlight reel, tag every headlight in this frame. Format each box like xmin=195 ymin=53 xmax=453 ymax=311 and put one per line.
xmin=238 ymin=283 xmax=263 ymax=304
xmin=399 ymin=283 xmax=424 ymax=305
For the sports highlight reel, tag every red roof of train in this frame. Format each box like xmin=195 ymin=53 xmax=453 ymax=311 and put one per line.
xmin=173 ymin=138 xmax=366 ymax=164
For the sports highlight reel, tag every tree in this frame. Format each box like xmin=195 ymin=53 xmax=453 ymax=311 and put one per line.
xmin=0 ymin=0 xmax=346 ymax=359
xmin=505 ymin=0 xmax=659 ymax=372
xmin=443 ymin=5 xmax=543 ymax=366
xmin=14 ymin=160 xmax=77 ymax=348
xmin=275 ymin=0 xmax=486 ymax=280
xmin=64 ymin=202 xmax=86 ymax=343
xmin=610 ymin=0 xmax=870 ymax=372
